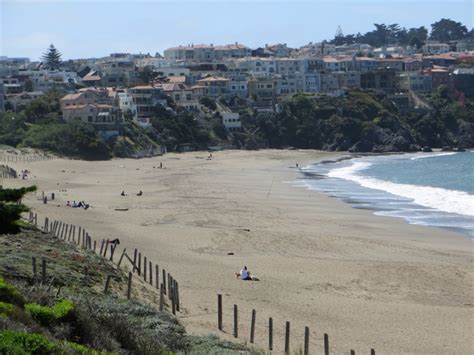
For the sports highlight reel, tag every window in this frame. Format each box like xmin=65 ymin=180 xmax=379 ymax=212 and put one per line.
xmin=88 ymin=116 xmax=93 ymax=122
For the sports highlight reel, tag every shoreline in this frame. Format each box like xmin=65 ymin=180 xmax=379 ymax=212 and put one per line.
xmin=2 ymin=149 xmax=473 ymax=354
xmin=300 ymin=151 xmax=474 ymax=239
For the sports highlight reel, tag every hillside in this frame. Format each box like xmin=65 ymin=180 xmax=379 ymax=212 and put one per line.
xmin=0 ymin=224 xmax=257 ymax=354
xmin=240 ymin=86 xmax=473 ymax=152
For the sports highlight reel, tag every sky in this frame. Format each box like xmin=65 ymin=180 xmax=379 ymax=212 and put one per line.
xmin=1 ymin=0 xmax=473 ymax=60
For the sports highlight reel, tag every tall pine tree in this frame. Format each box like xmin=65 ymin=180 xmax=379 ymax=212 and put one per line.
xmin=42 ymin=44 xmax=62 ymax=69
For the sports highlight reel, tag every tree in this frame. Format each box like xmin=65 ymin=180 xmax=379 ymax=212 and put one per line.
xmin=42 ymin=44 xmax=62 ymax=69
xmin=0 ymin=186 xmax=36 ymax=234
xmin=430 ymin=19 xmax=468 ymax=42
xmin=199 ymin=96 xmax=217 ymax=110
xmin=334 ymin=26 xmax=345 ymax=46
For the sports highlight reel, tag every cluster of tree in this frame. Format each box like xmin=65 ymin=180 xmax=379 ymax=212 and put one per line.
xmin=0 ymin=186 xmax=36 ymax=234
xmin=240 ymin=87 xmax=473 ymax=152
xmin=331 ymin=18 xmax=472 ymax=48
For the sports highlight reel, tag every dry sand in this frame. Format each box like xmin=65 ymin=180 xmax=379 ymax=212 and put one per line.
xmin=3 ymin=149 xmax=473 ymax=354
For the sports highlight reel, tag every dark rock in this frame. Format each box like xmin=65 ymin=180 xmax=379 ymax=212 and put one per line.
xmin=422 ymin=146 xmax=432 ymax=152
xmin=441 ymin=146 xmax=453 ymax=151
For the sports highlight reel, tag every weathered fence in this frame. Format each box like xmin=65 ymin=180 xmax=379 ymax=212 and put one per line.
xmin=25 ymin=213 xmax=181 ymax=316
xmin=216 ymin=293 xmax=376 ymax=354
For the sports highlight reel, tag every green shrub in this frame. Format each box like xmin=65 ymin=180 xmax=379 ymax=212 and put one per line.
xmin=0 ymin=331 xmax=58 ymax=353
xmin=0 ymin=301 xmax=13 ymax=317
xmin=25 ymin=299 xmax=74 ymax=325
xmin=0 ymin=276 xmax=24 ymax=306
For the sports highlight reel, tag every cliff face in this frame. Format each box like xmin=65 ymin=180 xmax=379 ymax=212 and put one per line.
xmin=249 ymin=87 xmax=473 ymax=152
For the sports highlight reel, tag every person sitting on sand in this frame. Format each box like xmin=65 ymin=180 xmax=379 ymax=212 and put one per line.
xmin=236 ymin=266 xmax=252 ymax=281
xmin=137 ymin=190 xmax=143 ymax=196
xmin=66 ymin=201 xmax=71 ymax=207
xmin=121 ymin=190 xmax=126 ymax=196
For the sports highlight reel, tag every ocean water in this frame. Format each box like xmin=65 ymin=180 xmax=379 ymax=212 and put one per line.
xmin=297 ymin=152 xmax=474 ymax=238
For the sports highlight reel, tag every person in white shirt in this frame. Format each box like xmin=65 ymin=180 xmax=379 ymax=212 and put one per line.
xmin=239 ymin=266 xmax=252 ymax=280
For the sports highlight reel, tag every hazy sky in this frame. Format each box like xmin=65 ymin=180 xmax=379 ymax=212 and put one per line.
xmin=1 ymin=0 xmax=473 ymax=60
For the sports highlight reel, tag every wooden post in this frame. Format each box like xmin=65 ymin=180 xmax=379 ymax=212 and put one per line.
xmin=41 ymin=258 xmax=46 ymax=284
xmin=71 ymin=225 xmax=75 ymax=242
xmin=171 ymin=282 xmax=176 ymax=315
xmin=143 ymin=256 xmax=147 ymax=281
xmin=127 ymin=272 xmax=132 ymax=300
xmin=371 ymin=349 xmax=375 ymax=355
xmin=250 ymin=309 xmax=256 ymax=343
xmin=109 ymin=243 xmax=116 ymax=261
xmin=78 ymin=227 xmax=82 ymax=244
xmin=350 ymin=350 xmax=355 ymax=355
xmin=324 ymin=333 xmax=329 ymax=355
xmin=269 ymin=317 xmax=273 ymax=351
xmin=60 ymin=222 xmax=66 ymax=239
xmin=99 ymin=240 xmax=105 ymax=256
xmin=155 ymin=264 xmax=159 ymax=289
xmin=82 ymin=229 xmax=86 ymax=246
xmin=149 ymin=261 xmax=152 ymax=285
xmin=304 ymin=326 xmax=309 ymax=355
xmin=93 ymin=240 xmax=96 ymax=252
xmin=66 ymin=224 xmax=71 ymax=241
xmin=132 ymin=248 xmax=138 ymax=272
xmin=284 ymin=321 xmax=290 ymax=354
xmin=233 ymin=304 xmax=238 ymax=338
xmin=159 ymin=284 xmax=164 ymax=311
xmin=162 ymin=269 xmax=166 ymax=294
xmin=44 ymin=217 xmax=48 ymax=232
xmin=175 ymin=281 xmax=180 ymax=311
xmin=138 ymin=252 xmax=141 ymax=275
xmin=32 ymin=257 xmax=37 ymax=284
xmin=217 ymin=294 xmax=223 ymax=331
xmin=104 ymin=275 xmax=112 ymax=294
xmin=51 ymin=192 xmax=55 ymax=200
xmin=117 ymin=248 xmax=127 ymax=266
xmin=168 ymin=274 xmax=172 ymax=300
xmin=103 ymin=239 xmax=109 ymax=257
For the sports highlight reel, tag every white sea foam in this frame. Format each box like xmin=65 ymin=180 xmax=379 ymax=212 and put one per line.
xmin=410 ymin=152 xmax=458 ymax=160
xmin=327 ymin=161 xmax=474 ymax=217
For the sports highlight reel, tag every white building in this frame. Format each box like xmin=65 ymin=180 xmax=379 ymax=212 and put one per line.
xmin=222 ymin=112 xmax=241 ymax=131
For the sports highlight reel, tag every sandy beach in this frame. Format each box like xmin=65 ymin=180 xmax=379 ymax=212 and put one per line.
xmin=2 ymin=149 xmax=473 ymax=354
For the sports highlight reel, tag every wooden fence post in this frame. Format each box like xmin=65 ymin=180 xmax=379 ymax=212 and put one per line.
xmin=149 ymin=261 xmax=152 ymax=285
xmin=250 ymin=309 xmax=256 ymax=343
xmin=371 ymin=349 xmax=375 ymax=355
xmin=350 ymin=350 xmax=355 ymax=355
xmin=159 ymin=283 xmax=164 ymax=311
xmin=138 ymin=252 xmax=141 ymax=275
xmin=162 ymin=269 xmax=166 ymax=294
xmin=324 ymin=333 xmax=329 ymax=355
xmin=171 ymin=282 xmax=176 ymax=315
xmin=233 ymin=304 xmax=238 ymax=338
xmin=78 ymin=227 xmax=82 ymax=244
xmin=132 ymin=249 xmax=138 ymax=272
xmin=72 ymin=225 xmax=76 ymax=242
xmin=269 ymin=317 xmax=273 ymax=351
xmin=143 ymin=256 xmax=147 ymax=281
xmin=103 ymin=239 xmax=109 ymax=257
xmin=155 ymin=264 xmax=159 ymax=289
xmin=32 ymin=257 xmax=37 ymax=284
xmin=175 ymin=281 xmax=180 ymax=311
xmin=127 ymin=272 xmax=132 ymax=300
xmin=304 ymin=326 xmax=309 ymax=355
xmin=93 ymin=240 xmax=96 ymax=252
xmin=99 ymin=240 xmax=105 ymax=256
xmin=168 ymin=274 xmax=172 ymax=300
xmin=109 ymin=243 xmax=116 ymax=261
xmin=104 ymin=275 xmax=112 ymax=294
xmin=217 ymin=294 xmax=223 ymax=331
xmin=117 ymin=248 xmax=127 ymax=266
xmin=41 ymin=258 xmax=46 ymax=284
xmin=284 ymin=321 xmax=290 ymax=354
